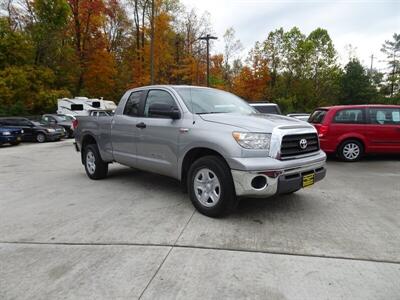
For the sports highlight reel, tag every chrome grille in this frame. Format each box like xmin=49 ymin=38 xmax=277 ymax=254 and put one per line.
xmin=280 ymin=133 xmax=319 ymax=159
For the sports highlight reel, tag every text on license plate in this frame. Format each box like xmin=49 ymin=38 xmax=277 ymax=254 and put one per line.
xmin=302 ymin=173 xmax=315 ymax=188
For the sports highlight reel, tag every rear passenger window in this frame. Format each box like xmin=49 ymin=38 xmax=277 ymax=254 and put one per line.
xmin=369 ymin=108 xmax=400 ymax=125
xmin=334 ymin=109 xmax=364 ymax=124
xmin=124 ymin=91 xmax=142 ymax=117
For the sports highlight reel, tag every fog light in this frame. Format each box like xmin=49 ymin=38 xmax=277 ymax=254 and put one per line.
xmin=251 ymin=176 xmax=267 ymax=190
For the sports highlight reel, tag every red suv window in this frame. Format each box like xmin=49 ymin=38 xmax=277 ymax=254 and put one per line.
xmin=333 ymin=109 xmax=365 ymax=124
xmin=368 ymin=108 xmax=400 ymax=125
xmin=309 ymin=109 xmax=327 ymax=123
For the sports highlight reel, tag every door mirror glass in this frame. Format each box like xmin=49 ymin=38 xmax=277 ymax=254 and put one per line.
xmin=148 ymin=103 xmax=181 ymax=119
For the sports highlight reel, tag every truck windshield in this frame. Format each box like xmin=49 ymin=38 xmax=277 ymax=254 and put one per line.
xmin=175 ymin=87 xmax=256 ymax=115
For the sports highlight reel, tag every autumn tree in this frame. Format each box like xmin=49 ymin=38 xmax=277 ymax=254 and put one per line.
xmin=68 ymin=0 xmax=105 ymax=94
xmin=233 ymin=42 xmax=269 ymax=101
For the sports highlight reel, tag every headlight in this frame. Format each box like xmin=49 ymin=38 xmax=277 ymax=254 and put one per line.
xmin=232 ymin=132 xmax=271 ymax=150
xmin=46 ymin=128 xmax=55 ymax=133
xmin=21 ymin=129 xmax=24 ymax=134
xmin=2 ymin=131 xmax=11 ymax=136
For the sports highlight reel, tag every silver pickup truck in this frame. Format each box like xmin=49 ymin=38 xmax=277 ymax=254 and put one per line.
xmin=73 ymin=85 xmax=326 ymax=217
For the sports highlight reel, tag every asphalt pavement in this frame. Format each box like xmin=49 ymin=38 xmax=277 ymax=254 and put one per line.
xmin=0 ymin=140 xmax=399 ymax=299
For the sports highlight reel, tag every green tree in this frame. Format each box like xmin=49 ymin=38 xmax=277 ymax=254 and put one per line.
xmin=381 ymin=33 xmax=400 ymax=98
xmin=0 ymin=17 xmax=34 ymax=68
xmin=0 ymin=66 xmax=70 ymax=116
xmin=340 ymin=59 xmax=377 ymax=104
xmin=30 ymin=0 xmax=71 ymax=65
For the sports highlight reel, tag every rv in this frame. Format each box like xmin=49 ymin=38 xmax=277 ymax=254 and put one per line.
xmin=57 ymin=97 xmax=117 ymax=117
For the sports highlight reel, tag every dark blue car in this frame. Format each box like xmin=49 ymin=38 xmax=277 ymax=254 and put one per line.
xmin=0 ymin=127 xmax=24 ymax=146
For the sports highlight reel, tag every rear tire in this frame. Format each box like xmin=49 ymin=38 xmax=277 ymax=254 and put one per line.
xmin=188 ymin=156 xmax=237 ymax=217
xmin=338 ymin=140 xmax=364 ymax=162
xmin=83 ymin=144 xmax=108 ymax=179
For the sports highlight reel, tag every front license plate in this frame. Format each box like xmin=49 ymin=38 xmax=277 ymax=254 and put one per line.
xmin=302 ymin=173 xmax=315 ymax=188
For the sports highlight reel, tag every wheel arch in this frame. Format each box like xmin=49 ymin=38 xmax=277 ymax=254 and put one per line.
xmin=180 ymin=147 xmax=229 ymax=184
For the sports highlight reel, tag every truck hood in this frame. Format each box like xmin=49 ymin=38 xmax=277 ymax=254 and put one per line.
xmin=199 ymin=113 xmax=313 ymax=132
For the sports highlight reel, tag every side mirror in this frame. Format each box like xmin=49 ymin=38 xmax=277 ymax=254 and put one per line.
xmin=148 ymin=103 xmax=181 ymax=119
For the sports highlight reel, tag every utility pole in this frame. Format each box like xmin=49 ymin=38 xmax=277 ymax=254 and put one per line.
xmin=390 ymin=51 xmax=396 ymax=98
xmin=150 ymin=0 xmax=155 ymax=85
xmin=199 ymin=34 xmax=218 ymax=87
xmin=370 ymin=54 xmax=374 ymax=74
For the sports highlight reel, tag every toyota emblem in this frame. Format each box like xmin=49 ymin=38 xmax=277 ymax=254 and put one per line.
xmin=299 ymin=138 xmax=308 ymax=149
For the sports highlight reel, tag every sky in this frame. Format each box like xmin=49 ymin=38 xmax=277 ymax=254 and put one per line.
xmin=180 ymin=0 xmax=400 ymax=71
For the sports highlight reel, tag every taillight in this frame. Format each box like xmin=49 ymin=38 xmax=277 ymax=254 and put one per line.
xmin=318 ymin=125 xmax=329 ymax=138
xmin=72 ymin=119 xmax=78 ymax=130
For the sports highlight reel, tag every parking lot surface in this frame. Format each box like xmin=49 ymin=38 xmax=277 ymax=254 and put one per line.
xmin=1 ymin=140 xmax=399 ymax=299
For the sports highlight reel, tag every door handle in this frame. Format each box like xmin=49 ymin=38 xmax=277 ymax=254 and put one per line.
xmin=136 ymin=122 xmax=146 ymax=129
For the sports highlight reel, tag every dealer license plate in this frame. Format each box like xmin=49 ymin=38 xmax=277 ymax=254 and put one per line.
xmin=302 ymin=173 xmax=315 ymax=188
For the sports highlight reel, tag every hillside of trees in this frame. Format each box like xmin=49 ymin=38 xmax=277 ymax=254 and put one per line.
xmin=0 ymin=0 xmax=399 ymax=116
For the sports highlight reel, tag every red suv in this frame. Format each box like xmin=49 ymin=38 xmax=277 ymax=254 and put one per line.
xmin=309 ymin=105 xmax=400 ymax=161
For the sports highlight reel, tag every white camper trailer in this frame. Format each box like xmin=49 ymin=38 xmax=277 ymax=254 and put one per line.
xmin=57 ymin=97 xmax=117 ymax=117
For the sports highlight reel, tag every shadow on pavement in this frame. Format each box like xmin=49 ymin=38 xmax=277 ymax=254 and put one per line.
xmin=102 ymin=165 xmax=308 ymax=218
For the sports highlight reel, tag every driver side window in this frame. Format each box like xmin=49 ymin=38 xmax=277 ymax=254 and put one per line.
xmin=144 ymin=90 xmax=178 ymax=118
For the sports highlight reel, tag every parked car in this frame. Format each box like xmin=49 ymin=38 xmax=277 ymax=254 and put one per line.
xmin=0 ymin=126 xmax=24 ymax=146
xmin=41 ymin=114 xmax=74 ymax=138
xmin=0 ymin=117 xmax=65 ymax=143
xmin=309 ymin=105 xmax=400 ymax=161
xmin=249 ymin=102 xmax=282 ymax=114
xmin=287 ymin=113 xmax=310 ymax=122
xmin=73 ymin=85 xmax=326 ymax=217
xmin=89 ymin=110 xmax=113 ymax=117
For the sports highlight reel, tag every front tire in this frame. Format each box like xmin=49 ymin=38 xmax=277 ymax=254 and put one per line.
xmin=83 ymin=144 xmax=108 ymax=179
xmin=10 ymin=141 xmax=20 ymax=146
xmin=338 ymin=140 xmax=363 ymax=162
xmin=188 ymin=156 xmax=237 ymax=217
xmin=36 ymin=133 xmax=46 ymax=143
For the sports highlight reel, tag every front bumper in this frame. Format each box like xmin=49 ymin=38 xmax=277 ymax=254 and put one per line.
xmin=0 ymin=135 xmax=21 ymax=144
xmin=231 ymin=151 xmax=326 ymax=197
xmin=46 ymin=133 xmax=62 ymax=141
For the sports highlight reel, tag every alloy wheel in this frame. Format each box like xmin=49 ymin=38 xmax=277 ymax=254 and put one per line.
xmin=86 ymin=151 xmax=96 ymax=175
xmin=343 ymin=143 xmax=360 ymax=160
xmin=193 ymin=168 xmax=221 ymax=207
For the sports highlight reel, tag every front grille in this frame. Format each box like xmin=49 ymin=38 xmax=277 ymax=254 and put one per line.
xmin=280 ymin=133 xmax=319 ymax=159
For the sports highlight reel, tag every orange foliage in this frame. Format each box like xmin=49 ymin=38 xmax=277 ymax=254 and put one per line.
xmin=210 ymin=54 xmax=226 ymax=90
xmin=233 ymin=55 xmax=270 ymax=101
xmin=84 ymin=48 xmax=117 ymax=98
